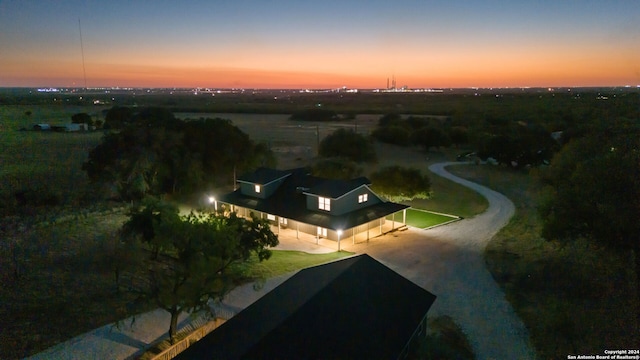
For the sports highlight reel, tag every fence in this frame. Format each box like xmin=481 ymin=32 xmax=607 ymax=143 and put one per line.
xmin=147 ymin=317 xmax=226 ymax=360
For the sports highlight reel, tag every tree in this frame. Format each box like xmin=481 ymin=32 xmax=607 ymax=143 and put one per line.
xmin=120 ymin=199 xmax=278 ymax=343
xmin=311 ymin=158 xmax=362 ymax=180
xmin=120 ymin=197 xmax=182 ymax=258
xmin=83 ymin=111 xmax=274 ymax=200
xmin=411 ymin=127 xmax=451 ymax=151
xmin=370 ymin=166 xmax=431 ymax=202
xmin=103 ymin=106 xmax=133 ymax=129
xmin=449 ymin=126 xmax=469 ymax=147
xmin=319 ymin=128 xmax=376 ymax=163
xmin=377 ymin=113 xmax=402 ymax=127
xmin=71 ymin=112 xmax=93 ymax=126
xmin=538 ymin=129 xmax=640 ymax=331
xmin=371 ymin=125 xmax=410 ymax=146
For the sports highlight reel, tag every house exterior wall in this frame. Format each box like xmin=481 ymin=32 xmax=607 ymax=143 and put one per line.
xmin=221 ymin=203 xmax=403 ymax=243
xmin=305 ymin=186 xmax=382 ymax=216
xmin=238 ymin=177 xmax=286 ymax=199
xmin=330 ymin=187 xmax=382 ymax=216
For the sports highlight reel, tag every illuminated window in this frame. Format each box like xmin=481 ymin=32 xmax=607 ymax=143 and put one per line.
xmin=318 ymin=196 xmax=330 ymax=211
xmin=358 ymin=194 xmax=368 ymax=203
xmin=255 ymin=184 xmax=261 ymax=193
xmin=267 ymin=214 xmax=276 ymax=221
xmin=280 ymin=218 xmax=287 ymax=225
xmin=317 ymin=227 xmax=327 ymax=237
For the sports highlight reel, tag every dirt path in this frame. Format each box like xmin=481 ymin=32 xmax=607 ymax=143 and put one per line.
xmin=340 ymin=162 xmax=535 ymax=359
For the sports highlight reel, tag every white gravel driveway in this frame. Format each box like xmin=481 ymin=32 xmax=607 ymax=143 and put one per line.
xmin=342 ymin=162 xmax=536 ymax=359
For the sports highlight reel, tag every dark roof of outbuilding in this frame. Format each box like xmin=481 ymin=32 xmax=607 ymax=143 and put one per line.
xmin=219 ymin=168 xmax=408 ymax=231
xmin=236 ymin=167 xmax=292 ymax=186
xmin=175 ymin=254 xmax=437 ymax=360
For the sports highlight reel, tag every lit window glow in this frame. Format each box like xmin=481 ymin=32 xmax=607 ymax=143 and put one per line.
xmin=317 ymin=227 xmax=327 ymax=237
xmin=358 ymin=194 xmax=368 ymax=203
xmin=255 ymin=184 xmax=261 ymax=193
xmin=318 ymin=196 xmax=331 ymax=211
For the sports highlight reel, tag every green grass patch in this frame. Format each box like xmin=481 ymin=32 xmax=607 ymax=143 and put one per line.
xmin=244 ymin=250 xmax=354 ymax=279
xmin=405 ymin=169 xmax=488 ymax=219
xmin=404 ymin=208 xmax=458 ymax=229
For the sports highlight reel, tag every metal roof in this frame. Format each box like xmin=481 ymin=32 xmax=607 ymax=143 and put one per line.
xmin=236 ymin=167 xmax=292 ymax=186
xmin=175 ymin=254 xmax=436 ymax=360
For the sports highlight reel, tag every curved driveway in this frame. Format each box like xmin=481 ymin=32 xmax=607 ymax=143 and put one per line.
xmin=343 ymin=162 xmax=536 ymax=359
xmin=27 ymin=162 xmax=536 ymax=360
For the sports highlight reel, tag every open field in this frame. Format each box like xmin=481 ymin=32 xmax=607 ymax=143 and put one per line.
xmin=0 ymin=105 xmax=105 ymax=217
xmin=0 ymin=210 xmax=138 ymax=359
xmin=447 ymin=165 xmax=639 ymax=358
xmin=0 ymin=104 xmax=489 ymax=359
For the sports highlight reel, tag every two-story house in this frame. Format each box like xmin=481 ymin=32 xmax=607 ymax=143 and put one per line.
xmin=218 ymin=167 xmax=409 ymax=244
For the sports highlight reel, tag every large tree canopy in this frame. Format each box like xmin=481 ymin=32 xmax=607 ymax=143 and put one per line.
xmin=120 ymin=198 xmax=278 ymax=343
xmin=538 ymin=124 xmax=640 ymax=331
xmin=310 ymin=157 xmax=362 ymax=180
xmin=83 ymin=108 xmax=274 ymax=200
xmin=318 ymin=128 xmax=376 ymax=163
xmin=411 ymin=126 xmax=451 ymax=151
xmin=370 ymin=166 xmax=431 ymax=202
xmin=538 ymin=129 xmax=640 ymax=249
xmin=71 ymin=112 xmax=92 ymax=126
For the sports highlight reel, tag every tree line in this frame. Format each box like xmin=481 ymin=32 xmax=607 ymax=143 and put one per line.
xmin=83 ymin=107 xmax=275 ymax=201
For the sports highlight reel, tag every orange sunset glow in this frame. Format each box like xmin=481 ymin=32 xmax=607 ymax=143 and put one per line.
xmin=1 ymin=1 xmax=639 ymax=88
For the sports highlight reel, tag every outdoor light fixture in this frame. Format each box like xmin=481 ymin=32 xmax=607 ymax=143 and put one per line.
xmin=207 ymin=196 xmax=217 ymax=211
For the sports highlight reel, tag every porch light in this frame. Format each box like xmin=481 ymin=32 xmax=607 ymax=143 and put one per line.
xmin=207 ymin=196 xmax=218 ymax=211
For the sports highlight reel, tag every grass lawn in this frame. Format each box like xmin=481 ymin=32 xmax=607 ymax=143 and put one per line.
xmin=0 ymin=210 xmax=141 ymax=360
xmin=405 ymin=169 xmax=488 ymax=219
xmin=404 ymin=208 xmax=458 ymax=229
xmin=244 ymin=250 xmax=354 ymax=279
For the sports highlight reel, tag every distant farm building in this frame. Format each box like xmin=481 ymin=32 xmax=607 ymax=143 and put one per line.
xmin=32 ymin=124 xmax=51 ymax=131
xmin=50 ymin=123 xmax=88 ymax=132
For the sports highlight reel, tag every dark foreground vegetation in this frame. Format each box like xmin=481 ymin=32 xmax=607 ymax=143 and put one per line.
xmin=0 ymin=88 xmax=638 ymax=359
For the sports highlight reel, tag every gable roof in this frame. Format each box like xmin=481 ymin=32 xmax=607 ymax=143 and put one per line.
xmin=303 ymin=176 xmax=371 ymax=199
xmin=176 ymin=254 xmax=436 ymax=360
xmin=236 ymin=167 xmax=292 ymax=186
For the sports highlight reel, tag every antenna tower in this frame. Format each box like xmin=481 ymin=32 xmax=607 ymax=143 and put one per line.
xmin=78 ymin=18 xmax=88 ymax=89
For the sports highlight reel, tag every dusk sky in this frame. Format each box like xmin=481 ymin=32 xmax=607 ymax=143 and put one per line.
xmin=1 ymin=0 xmax=639 ymax=89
